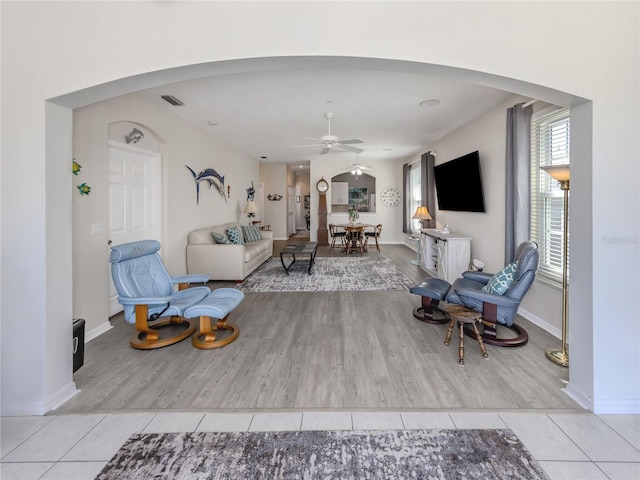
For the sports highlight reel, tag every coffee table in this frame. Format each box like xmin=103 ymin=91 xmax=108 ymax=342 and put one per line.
xmin=279 ymin=242 xmax=318 ymax=275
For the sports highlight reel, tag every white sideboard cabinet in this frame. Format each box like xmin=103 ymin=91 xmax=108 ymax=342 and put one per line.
xmin=420 ymin=229 xmax=471 ymax=283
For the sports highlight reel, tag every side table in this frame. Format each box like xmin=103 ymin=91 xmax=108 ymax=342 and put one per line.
xmin=444 ymin=304 xmax=488 ymax=365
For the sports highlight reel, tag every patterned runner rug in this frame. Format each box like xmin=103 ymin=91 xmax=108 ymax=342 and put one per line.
xmin=96 ymin=429 xmax=550 ymax=479
xmin=237 ymin=256 xmax=414 ymax=292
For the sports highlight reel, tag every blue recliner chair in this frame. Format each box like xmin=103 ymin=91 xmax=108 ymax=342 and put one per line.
xmin=445 ymin=241 xmax=539 ymax=347
xmin=110 ymin=240 xmax=211 ymax=349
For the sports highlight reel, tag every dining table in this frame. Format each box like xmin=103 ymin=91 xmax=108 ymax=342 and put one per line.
xmin=336 ymin=223 xmax=374 ymax=254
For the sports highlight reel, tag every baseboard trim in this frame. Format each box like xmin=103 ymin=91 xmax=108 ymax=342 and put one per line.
xmin=563 ymin=384 xmax=593 ymax=411
xmin=46 ymin=381 xmax=80 ymax=414
xmin=592 ymin=398 xmax=640 ymax=414
xmin=86 ymin=321 xmax=113 ymax=343
xmin=518 ymin=307 xmax=561 ymax=339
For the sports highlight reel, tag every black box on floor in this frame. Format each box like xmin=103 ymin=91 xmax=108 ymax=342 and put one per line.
xmin=73 ymin=318 xmax=85 ymax=373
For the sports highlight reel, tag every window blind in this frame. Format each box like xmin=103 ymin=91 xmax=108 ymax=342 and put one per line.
xmin=530 ymin=108 xmax=570 ymax=286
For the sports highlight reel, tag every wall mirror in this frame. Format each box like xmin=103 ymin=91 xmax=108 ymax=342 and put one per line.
xmin=330 ymin=172 xmax=376 ymax=214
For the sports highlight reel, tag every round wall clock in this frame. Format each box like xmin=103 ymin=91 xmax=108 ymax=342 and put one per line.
xmin=316 ymin=177 xmax=329 ymax=193
xmin=380 ymin=187 xmax=401 ymax=207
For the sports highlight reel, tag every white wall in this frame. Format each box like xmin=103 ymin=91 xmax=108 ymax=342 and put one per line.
xmin=1 ymin=1 xmax=638 ymax=415
xmin=72 ymin=93 xmax=259 ymax=340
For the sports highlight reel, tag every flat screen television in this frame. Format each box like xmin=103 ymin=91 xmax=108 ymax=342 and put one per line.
xmin=433 ymin=151 xmax=486 ymax=212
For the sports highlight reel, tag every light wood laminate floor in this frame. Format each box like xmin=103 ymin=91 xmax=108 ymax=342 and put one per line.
xmin=54 ymin=242 xmax=579 ymax=414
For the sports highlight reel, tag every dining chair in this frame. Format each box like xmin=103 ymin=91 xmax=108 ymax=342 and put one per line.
xmin=345 ymin=225 xmax=365 ymax=254
xmin=329 ymin=224 xmax=346 ymax=250
xmin=364 ymin=224 xmax=382 ymax=252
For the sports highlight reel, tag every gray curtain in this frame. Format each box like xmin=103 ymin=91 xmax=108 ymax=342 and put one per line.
xmin=421 ymin=152 xmax=436 ymax=229
xmin=402 ymin=163 xmax=411 ymax=233
xmin=505 ymin=103 xmax=533 ymax=263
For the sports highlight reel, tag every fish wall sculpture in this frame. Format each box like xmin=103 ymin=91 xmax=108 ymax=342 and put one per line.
xmin=125 ymin=128 xmax=144 ymax=145
xmin=185 ymin=165 xmax=227 ymax=204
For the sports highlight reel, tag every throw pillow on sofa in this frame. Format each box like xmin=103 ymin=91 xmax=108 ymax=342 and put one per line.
xmin=241 ymin=225 xmax=263 ymax=243
xmin=211 ymin=231 xmax=231 ymax=244
xmin=226 ymin=226 xmax=245 ymax=245
xmin=481 ymin=261 xmax=517 ymax=295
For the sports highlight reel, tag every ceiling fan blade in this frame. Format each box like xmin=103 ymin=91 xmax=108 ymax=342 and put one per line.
xmin=338 ymin=144 xmax=365 ymax=154
xmin=338 ymin=138 xmax=364 ymax=145
xmin=320 ymin=147 xmax=331 ymax=155
xmin=289 ymin=143 xmax=324 ymax=148
xmin=304 ymin=137 xmax=324 ymax=142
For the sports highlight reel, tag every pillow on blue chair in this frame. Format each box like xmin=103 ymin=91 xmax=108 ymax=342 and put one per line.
xmin=481 ymin=262 xmax=517 ymax=295
xmin=242 ymin=225 xmax=263 ymax=243
xmin=211 ymin=231 xmax=230 ymax=244
xmin=226 ymin=226 xmax=245 ymax=245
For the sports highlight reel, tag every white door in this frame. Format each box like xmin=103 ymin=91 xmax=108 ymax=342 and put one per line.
xmin=287 ymin=186 xmax=295 ymax=236
xmin=108 ymin=141 xmax=161 ymax=316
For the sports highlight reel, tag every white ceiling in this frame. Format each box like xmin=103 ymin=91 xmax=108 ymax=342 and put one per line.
xmin=138 ymin=68 xmax=514 ymax=172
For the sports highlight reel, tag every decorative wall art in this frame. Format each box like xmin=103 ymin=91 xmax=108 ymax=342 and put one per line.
xmin=77 ymin=183 xmax=91 ymax=196
xmin=185 ymin=165 xmax=227 ymax=204
xmin=125 ymin=128 xmax=144 ymax=144
xmin=72 ymin=159 xmax=82 ymax=175
xmin=267 ymin=194 xmax=283 ymax=201
xmin=72 ymin=158 xmax=91 ymax=195
xmin=246 ymin=181 xmax=255 ymax=201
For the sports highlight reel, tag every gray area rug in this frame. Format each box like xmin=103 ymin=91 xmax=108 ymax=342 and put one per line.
xmin=96 ymin=429 xmax=550 ymax=479
xmin=237 ymin=256 xmax=414 ymax=292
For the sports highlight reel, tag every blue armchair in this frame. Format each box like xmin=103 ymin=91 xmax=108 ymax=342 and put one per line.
xmin=110 ymin=240 xmax=211 ymax=349
xmin=445 ymin=241 xmax=539 ymax=347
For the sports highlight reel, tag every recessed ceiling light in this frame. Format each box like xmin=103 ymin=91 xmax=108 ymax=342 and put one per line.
xmin=419 ymin=99 xmax=440 ymax=108
xmin=261 ymin=156 xmax=267 ymax=159
xmin=207 ymin=120 xmax=217 ymax=126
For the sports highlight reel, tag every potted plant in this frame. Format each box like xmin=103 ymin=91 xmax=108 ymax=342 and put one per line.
xmin=348 ymin=206 xmax=359 ymax=224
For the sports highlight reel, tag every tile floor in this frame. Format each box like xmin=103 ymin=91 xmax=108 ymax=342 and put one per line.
xmin=1 ymin=410 xmax=638 ymax=479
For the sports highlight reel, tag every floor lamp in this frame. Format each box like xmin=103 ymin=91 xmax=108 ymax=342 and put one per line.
xmin=541 ymin=164 xmax=570 ymax=367
xmin=411 ymin=206 xmax=432 ymax=265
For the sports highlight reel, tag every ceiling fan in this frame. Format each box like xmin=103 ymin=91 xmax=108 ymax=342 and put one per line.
xmin=290 ymin=112 xmax=364 ymax=155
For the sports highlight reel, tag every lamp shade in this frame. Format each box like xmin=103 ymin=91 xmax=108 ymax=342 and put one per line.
xmin=412 ymin=206 xmax=432 ymax=220
xmin=540 ymin=164 xmax=570 ymax=181
xmin=243 ymin=200 xmax=257 ymax=214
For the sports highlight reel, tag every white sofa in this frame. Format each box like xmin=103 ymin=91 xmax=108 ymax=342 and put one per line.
xmin=186 ymin=222 xmax=273 ymax=282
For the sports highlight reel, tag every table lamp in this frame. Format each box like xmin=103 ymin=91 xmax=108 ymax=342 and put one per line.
xmin=243 ymin=200 xmax=257 ymax=219
xmin=412 ymin=206 xmax=432 ymax=229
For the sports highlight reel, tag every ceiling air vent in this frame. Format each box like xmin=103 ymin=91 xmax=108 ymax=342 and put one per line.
xmin=161 ymin=95 xmax=184 ymax=106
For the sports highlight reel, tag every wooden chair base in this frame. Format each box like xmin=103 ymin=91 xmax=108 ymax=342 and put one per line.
xmin=192 ymin=314 xmax=240 ymax=349
xmin=412 ymin=305 xmax=449 ymax=324
xmin=464 ymin=321 xmax=529 ymax=347
xmin=130 ymin=317 xmax=196 ymax=350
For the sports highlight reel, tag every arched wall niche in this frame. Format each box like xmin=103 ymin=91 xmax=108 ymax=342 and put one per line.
xmin=330 ymin=172 xmax=376 ymax=214
xmin=107 ymin=121 xmax=164 ymax=152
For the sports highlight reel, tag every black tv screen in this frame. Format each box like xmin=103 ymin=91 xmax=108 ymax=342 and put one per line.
xmin=433 ymin=151 xmax=486 ymax=212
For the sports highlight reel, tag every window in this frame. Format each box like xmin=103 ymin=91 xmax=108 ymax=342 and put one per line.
xmin=530 ymin=108 xmax=570 ymax=286
xmin=410 ymin=163 xmax=422 ymax=231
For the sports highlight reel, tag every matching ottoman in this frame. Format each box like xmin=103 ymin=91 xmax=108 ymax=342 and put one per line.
xmin=409 ymin=277 xmax=451 ymax=324
xmin=184 ymin=288 xmax=244 ymax=349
